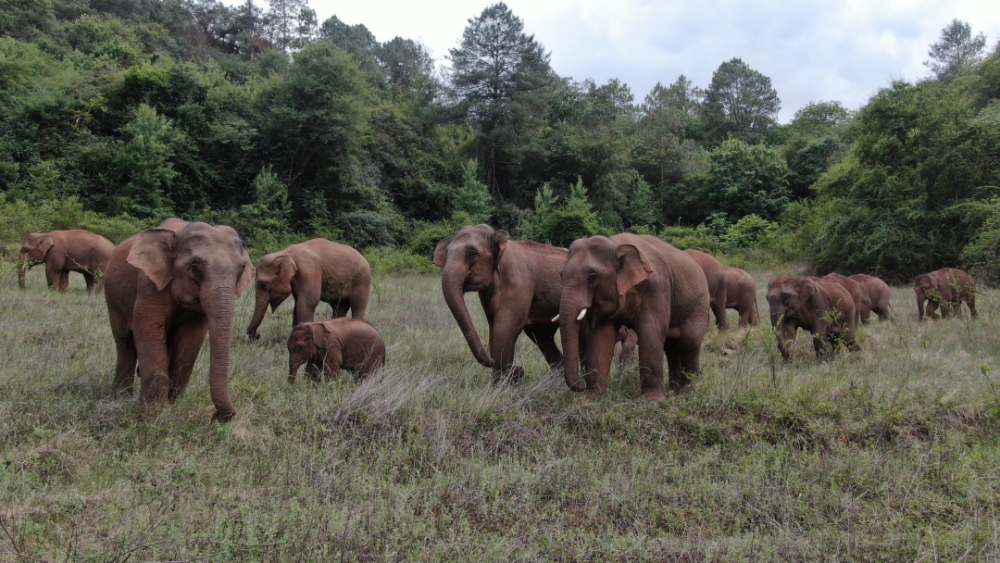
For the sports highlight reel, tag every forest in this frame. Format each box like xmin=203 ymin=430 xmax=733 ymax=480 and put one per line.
xmin=2 ymin=0 xmax=1000 ymax=282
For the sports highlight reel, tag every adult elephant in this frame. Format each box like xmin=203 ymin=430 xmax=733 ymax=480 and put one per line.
xmin=724 ymin=266 xmax=759 ymax=327
xmin=849 ymin=274 xmax=892 ymax=322
xmin=683 ymin=248 xmax=730 ymax=330
xmin=434 ymin=224 xmax=569 ymax=383
xmin=104 ymin=219 xmax=253 ymax=421
xmin=246 ymin=239 xmax=371 ymax=340
xmin=767 ymin=276 xmax=858 ymax=360
xmin=558 ymin=234 xmax=710 ymax=401
xmin=914 ymin=268 xmax=977 ymax=320
xmin=823 ymin=272 xmax=871 ymax=325
xmin=19 ymin=230 xmax=115 ymax=293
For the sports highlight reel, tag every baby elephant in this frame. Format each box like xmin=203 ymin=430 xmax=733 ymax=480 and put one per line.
xmin=287 ymin=318 xmax=386 ymax=383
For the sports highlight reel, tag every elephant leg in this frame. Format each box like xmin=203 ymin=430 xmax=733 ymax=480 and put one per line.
xmin=938 ymin=301 xmax=950 ymax=319
xmin=812 ymin=332 xmax=830 ymax=360
xmin=306 ymin=360 xmax=323 ymax=382
xmin=110 ymin=319 xmax=138 ymax=394
xmin=83 ymin=272 xmax=96 ymax=294
xmin=711 ymin=299 xmax=730 ymax=331
xmin=322 ymin=356 xmax=342 ymax=381
xmin=59 ymin=271 xmax=70 ymax=291
xmin=665 ymin=334 xmax=701 ymax=394
xmin=777 ymin=322 xmax=797 ymax=360
xmin=967 ymin=295 xmax=977 ymax=318
xmin=333 ymin=301 xmax=351 ymax=319
xmin=168 ymin=316 xmax=209 ymax=402
xmin=489 ymin=319 xmax=524 ymax=384
xmin=523 ymin=324 xmax=563 ymax=369
xmin=293 ymin=295 xmax=319 ymax=327
xmin=583 ymin=322 xmax=617 ymax=392
xmin=925 ymin=300 xmax=939 ymax=319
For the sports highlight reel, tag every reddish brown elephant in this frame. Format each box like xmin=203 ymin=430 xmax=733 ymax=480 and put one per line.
xmin=246 ymin=239 xmax=371 ymax=339
xmin=104 ymin=219 xmax=253 ymax=421
xmin=767 ymin=276 xmax=858 ymax=360
xmin=19 ymin=230 xmax=115 ymax=293
xmin=683 ymin=248 xmax=730 ymax=330
xmin=823 ymin=272 xmax=871 ymax=325
xmin=724 ymin=266 xmax=759 ymax=326
xmin=434 ymin=224 xmax=573 ymax=383
xmin=287 ymin=318 xmax=386 ymax=383
xmin=849 ymin=274 xmax=892 ymax=321
xmin=559 ymin=234 xmax=710 ymax=401
xmin=914 ymin=268 xmax=977 ymax=320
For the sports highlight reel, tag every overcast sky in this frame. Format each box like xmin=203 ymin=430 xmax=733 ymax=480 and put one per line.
xmin=227 ymin=0 xmax=1000 ymax=123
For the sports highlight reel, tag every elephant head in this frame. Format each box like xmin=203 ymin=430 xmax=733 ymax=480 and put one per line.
xmin=247 ymin=253 xmax=297 ymax=338
xmin=433 ymin=224 xmax=509 ymax=368
xmin=287 ymin=322 xmax=326 ymax=383
xmin=766 ymin=276 xmax=814 ymax=326
xmin=127 ymin=222 xmax=253 ymax=420
xmin=18 ymin=233 xmax=55 ymax=288
xmin=558 ymin=236 xmax=651 ymax=391
xmin=913 ymin=273 xmax=940 ymax=318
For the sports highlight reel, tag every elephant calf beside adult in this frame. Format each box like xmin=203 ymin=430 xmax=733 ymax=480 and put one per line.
xmin=246 ymin=239 xmax=371 ymax=340
xmin=558 ymin=234 xmax=710 ymax=401
xmin=104 ymin=219 xmax=253 ymax=421
xmin=724 ymin=266 xmax=759 ymax=327
xmin=287 ymin=318 xmax=386 ymax=383
xmin=19 ymin=230 xmax=116 ymax=293
xmin=434 ymin=224 xmax=571 ymax=383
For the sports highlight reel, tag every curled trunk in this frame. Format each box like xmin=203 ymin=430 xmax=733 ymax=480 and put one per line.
xmin=205 ymin=288 xmax=238 ymax=421
xmin=441 ymin=267 xmax=493 ymax=367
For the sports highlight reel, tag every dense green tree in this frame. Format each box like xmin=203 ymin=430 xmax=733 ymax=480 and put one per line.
xmin=265 ymin=0 xmax=316 ymax=52
xmin=701 ymin=58 xmax=780 ymax=145
xmin=449 ymin=2 xmax=553 ymax=202
xmin=778 ymin=101 xmax=854 ymax=199
xmin=691 ymin=138 xmax=790 ymax=223
xmin=925 ymin=19 xmax=987 ymax=82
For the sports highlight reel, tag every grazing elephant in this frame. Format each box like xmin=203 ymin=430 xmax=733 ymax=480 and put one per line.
xmin=849 ymin=274 xmax=892 ymax=321
xmin=767 ymin=276 xmax=858 ymax=360
xmin=724 ymin=266 xmax=759 ymax=327
xmin=683 ymin=248 xmax=730 ymax=330
xmin=287 ymin=318 xmax=386 ymax=383
xmin=434 ymin=224 xmax=574 ymax=383
xmin=823 ymin=273 xmax=871 ymax=325
xmin=616 ymin=326 xmax=638 ymax=366
xmin=246 ymin=239 xmax=371 ymax=339
xmin=558 ymin=234 xmax=710 ymax=401
xmin=19 ymin=230 xmax=115 ymax=293
xmin=104 ymin=219 xmax=253 ymax=421
xmin=914 ymin=268 xmax=977 ymax=320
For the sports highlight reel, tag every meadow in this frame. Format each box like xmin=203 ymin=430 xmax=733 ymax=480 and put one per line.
xmin=2 ymin=259 xmax=1000 ymax=561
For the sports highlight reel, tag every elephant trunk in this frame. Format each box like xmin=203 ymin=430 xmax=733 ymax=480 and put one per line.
xmin=246 ymin=288 xmax=268 ymax=339
xmin=288 ymin=355 xmax=304 ymax=383
xmin=441 ymin=266 xmax=494 ymax=367
xmin=17 ymin=254 xmax=28 ymax=289
xmin=205 ymin=288 xmax=238 ymax=421
xmin=558 ymin=291 xmax=588 ymax=392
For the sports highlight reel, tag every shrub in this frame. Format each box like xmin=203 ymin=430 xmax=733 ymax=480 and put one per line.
xmin=657 ymin=224 xmax=720 ymax=253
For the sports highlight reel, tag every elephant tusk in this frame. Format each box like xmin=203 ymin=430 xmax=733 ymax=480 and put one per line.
xmin=577 ymin=308 xmax=587 ymax=321
xmin=551 ymin=314 xmax=560 ymax=322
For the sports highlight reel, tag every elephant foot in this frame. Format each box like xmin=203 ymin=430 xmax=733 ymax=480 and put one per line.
xmin=212 ymin=408 xmax=236 ymax=423
xmin=494 ymin=365 xmax=525 ymax=385
xmin=641 ymin=389 xmax=668 ymax=403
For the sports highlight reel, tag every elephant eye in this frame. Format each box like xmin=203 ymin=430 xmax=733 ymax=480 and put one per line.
xmin=189 ymin=259 xmax=205 ymax=279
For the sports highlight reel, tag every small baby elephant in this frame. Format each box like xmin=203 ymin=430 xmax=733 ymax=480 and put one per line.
xmin=287 ymin=318 xmax=386 ymax=383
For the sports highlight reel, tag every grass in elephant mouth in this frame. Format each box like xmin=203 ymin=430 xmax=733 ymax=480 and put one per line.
xmin=2 ymin=261 xmax=1000 ymax=560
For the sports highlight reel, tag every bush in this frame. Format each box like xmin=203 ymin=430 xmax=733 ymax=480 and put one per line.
xmin=721 ymin=214 xmax=778 ymax=253
xmin=408 ymin=221 xmax=458 ymax=259
xmin=657 ymin=224 xmax=720 ymax=253
xmin=365 ymin=246 xmax=437 ymax=276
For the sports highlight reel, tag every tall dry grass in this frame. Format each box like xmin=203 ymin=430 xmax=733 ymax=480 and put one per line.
xmin=2 ymin=261 xmax=1000 ymax=561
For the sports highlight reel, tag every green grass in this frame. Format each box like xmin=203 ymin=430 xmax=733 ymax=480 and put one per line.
xmin=3 ymin=262 xmax=1000 ymax=561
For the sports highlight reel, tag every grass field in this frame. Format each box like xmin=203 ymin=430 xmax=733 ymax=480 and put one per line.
xmin=2 ymin=260 xmax=1000 ymax=561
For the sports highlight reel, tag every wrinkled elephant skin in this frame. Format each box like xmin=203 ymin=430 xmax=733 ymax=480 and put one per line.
xmin=104 ymin=219 xmax=253 ymax=422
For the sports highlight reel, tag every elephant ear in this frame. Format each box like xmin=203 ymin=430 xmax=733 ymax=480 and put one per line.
xmin=616 ymin=244 xmax=652 ymax=296
xmin=274 ymin=254 xmax=297 ymax=282
xmin=235 ymin=244 xmax=254 ymax=297
xmin=432 ymin=236 xmax=454 ymax=268
xmin=127 ymin=229 xmax=177 ymax=292
xmin=492 ymin=230 xmax=509 ymax=269
xmin=37 ymin=235 xmax=56 ymax=257
xmin=799 ymin=277 xmax=817 ymax=303
xmin=309 ymin=322 xmax=330 ymax=348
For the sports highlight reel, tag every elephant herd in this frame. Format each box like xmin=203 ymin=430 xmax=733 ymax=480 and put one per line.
xmin=17 ymin=221 xmax=978 ymax=422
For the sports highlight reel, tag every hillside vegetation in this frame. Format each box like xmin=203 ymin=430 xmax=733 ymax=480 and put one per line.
xmin=1 ymin=3 xmax=999 ymax=282
xmin=2 ymin=263 xmax=999 ymax=560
